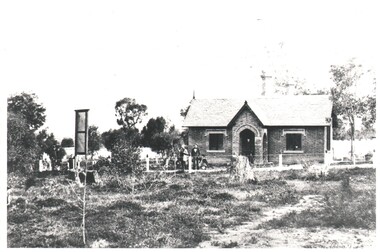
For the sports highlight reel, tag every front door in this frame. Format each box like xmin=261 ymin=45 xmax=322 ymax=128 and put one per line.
xmin=240 ymin=129 xmax=255 ymax=159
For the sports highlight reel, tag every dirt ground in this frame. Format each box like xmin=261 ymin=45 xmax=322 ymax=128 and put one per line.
xmin=199 ymin=193 xmax=376 ymax=248
xmin=7 ymin=167 xmax=376 ymax=248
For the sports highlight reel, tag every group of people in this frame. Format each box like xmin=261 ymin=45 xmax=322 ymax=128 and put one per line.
xmin=178 ymin=144 xmax=208 ymax=170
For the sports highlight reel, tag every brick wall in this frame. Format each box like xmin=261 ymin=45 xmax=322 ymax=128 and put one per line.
xmin=267 ymin=126 xmax=325 ymax=165
xmin=188 ymin=127 xmax=232 ymax=165
xmin=231 ymin=108 xmax=264 ymax=163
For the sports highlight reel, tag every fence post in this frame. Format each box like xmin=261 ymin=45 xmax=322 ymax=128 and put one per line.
xmin=188 ymin=155 xmax=192 ymax=173
xmin=146 ymin=156 xmax=149 ymax=172
xmin=279 ymin=154 xmax=283 ymax=168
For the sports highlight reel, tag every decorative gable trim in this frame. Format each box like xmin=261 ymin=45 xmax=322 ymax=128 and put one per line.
xmin=227 ymin=101 xmax=263 ymax=127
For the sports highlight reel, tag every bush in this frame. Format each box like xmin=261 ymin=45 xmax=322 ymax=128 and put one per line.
xmin=111 ymin=137 xmax=141 ymax=175
xmin=35 ymin=197 xmax=67 ymax=208
xmin=25 ymin=177 xmax=36 ymax=191
xmin=210 ymin=192 xmax=236 ymax=201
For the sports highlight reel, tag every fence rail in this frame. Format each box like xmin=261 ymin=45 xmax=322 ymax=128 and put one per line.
xmin=140 ymin=151 xmax=373 ymax=172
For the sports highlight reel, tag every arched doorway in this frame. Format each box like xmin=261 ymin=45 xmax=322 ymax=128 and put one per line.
xmin=240 ymin=129 xmax=255 ymax=161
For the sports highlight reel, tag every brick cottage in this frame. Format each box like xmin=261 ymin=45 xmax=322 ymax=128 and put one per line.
xmin=183 ymin=95 xmax=333 ymax=166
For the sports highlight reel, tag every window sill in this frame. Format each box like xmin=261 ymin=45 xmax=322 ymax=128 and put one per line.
xmin=283 ymin=150 xmax=304 ymax=154
xmin=207 ymin=150 xmax=226 ymax=153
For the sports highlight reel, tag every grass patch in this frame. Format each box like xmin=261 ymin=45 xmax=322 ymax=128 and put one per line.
xmin=258 ymin=187 xmax=376 ymax=230
xmin=7 ymin=166 xmax=376 ymax=248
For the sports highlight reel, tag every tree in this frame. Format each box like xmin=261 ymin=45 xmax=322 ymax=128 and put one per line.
xmin=88 ymin=125 xmax=101 ymax=159
xmin=61 ymin=138 xmax=74 ymax=147
xmin=110 ymin=137 xmax=141 ymax=174
xmin=7 ymin=112 xmax=39 ymax=173
xmin=102 ymin=128 xmax=141 ymax=151
xmin=7 ymin=92 xmax=46 ymax=173
xmin=8 ymin=92 xmax=46 ymax=130
xmin=141 ymin=117 xmax=167 ymax=146
xmin=180 ymin=105 xmax=190 ymax=118
xmin=330 ymin=60 xmax=376 ymax=162
xmin=140 ymin=117 xmax=182 ymax=153
xmin=115 ymin=98 xmax=147 ymax=129
xmin=36 ymin=130 xmax=66 ymax=167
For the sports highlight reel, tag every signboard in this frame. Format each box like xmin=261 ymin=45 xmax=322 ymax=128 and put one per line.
xmin=75 ymin=109 xmax=89 ymax=155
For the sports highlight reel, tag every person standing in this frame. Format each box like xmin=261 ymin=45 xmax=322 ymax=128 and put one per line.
xmin=191 ymin=144 xmax=200 ymax=170
xmin=179 ymin=145 xmax=189 ymax=170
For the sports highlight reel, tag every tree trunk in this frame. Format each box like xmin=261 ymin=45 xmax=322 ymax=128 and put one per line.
xmin=349 ymin=116 xmax=355 ymax=165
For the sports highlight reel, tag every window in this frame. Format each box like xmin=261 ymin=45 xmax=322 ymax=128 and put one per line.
xmin=209 ymin=133 xmax=224 ymax=150
xmin=286 ymin=134 xmax=302 ymax=151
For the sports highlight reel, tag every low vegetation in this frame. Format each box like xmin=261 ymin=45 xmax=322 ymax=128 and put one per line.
xmin=7 ymin=166 xmax=376 ymax=248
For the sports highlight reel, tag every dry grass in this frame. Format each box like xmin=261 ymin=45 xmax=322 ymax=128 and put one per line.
xmin=7 ymin=166 xmax=376 ymax=248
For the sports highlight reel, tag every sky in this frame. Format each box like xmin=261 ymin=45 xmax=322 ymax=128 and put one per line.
xmin=1 ymin=0 xmax=378 ymax=142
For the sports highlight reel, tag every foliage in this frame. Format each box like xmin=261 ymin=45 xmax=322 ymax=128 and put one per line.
xmin=7 ymin=92 xmax=46 ymax=173
xmin=102 ymin=127 xmax=141 ymax=151
xmin=141 ymin=117 xmax=181 ymax=153
xmin=361 ymin=94 xmax=376 ymax=130
xmin=141 ymin=117 xmax=167 ymax=146
xmin=7 ymin=112 xmax=39 ymax=173
xmin=101 ymin=128 xmax=125 ymax=151
xmin=115 ymin=97 xmax=147 ymax=129
xmin=61 ymin=138 xmax=74 ymax=147
xmin=180 ymin=105 xmax=190 ymax=118
xmin=110 ymin=137 xmax=141 ymax=175
xmin=88 ymin=125 xmax=101 ymax=158
xmin=330 ymin=60 xmax=376 ymax=156
xmin=8 ymin=92 xmax=46 ymax=131
xmin=36 ymin=129 xmax=66 ymax=166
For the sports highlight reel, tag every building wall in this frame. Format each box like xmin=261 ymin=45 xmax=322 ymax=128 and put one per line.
xmin=231 ymin=108 xmax=264 ymax=163
xmin=187 ymin=127 xmax=232 ymax=165
xmin=267 ymin=126 xmax=325 ymax=165
xmin=188 ymin=123 xmax=327 ymax=166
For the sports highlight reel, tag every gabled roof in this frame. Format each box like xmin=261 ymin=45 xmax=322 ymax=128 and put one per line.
xmin=183 ymin=95 xmax=332 ymax=127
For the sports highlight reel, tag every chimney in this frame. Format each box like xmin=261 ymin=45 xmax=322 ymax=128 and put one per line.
xmin=260 ymin=71 xmax=271 ymax=96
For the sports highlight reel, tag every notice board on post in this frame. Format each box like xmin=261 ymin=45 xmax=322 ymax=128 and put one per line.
xmin=75 ymin=109 xmax=89 ymax=156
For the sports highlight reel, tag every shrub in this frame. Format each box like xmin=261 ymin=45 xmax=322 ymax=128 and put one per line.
xmin=35 ymin=197 xmax=67 ymax=208
xmin=111 ymin=137 xmax=141 ymax=175
xmin=25 ymin=177 xmax=36 ymax=191
xmin=221 ymin=241 xmax=239 ymax=248
xmin=108 ymin=200 xmax=143 ymax=212
xmin=211 ymin=192 xmax=236 ymax=201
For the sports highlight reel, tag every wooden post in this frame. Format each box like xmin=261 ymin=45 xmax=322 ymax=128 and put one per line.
xmin=188 ymin=155 xmax=192 ymax=173
xmin=82 ymin=154 xmax=87 ymax=246
xmin=279 ymin=154 xmax=283 ymax=168
xmin=75 ymin=156 xmax=80 ymax=183
xmin=146 ymin=156 xmax=149 ymax=172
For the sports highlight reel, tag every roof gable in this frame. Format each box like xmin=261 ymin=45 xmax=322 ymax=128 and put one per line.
xmin=227 ymin=101 xmax=264 ymax=127
xmin=182 ymin=95 xmax=332 ymax=127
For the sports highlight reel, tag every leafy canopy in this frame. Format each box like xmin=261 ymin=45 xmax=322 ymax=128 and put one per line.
xmin=7 ymin=92 xmax=46 ymax=131
xmin=329 ymin=59 xmax=376 ymax=158
xmin=88 ymin=125 xmax=101 ymax=157
xmin=115 ymin=98 xmax=147 ymax=129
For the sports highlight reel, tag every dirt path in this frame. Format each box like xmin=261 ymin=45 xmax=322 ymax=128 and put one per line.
xmin=198 ymin=195 xmax=375 ymax=248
